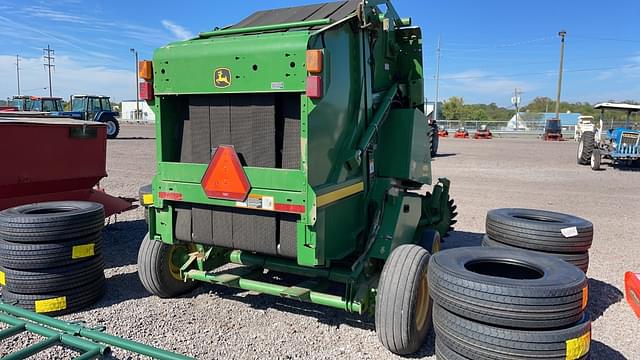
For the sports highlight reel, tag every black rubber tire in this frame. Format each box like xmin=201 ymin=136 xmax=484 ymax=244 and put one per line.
xmin=2 ymin=276 xmax=105 ymax=316
xmin=434 ymin=304 xmax=591 ymax=360
xmin=577 ymin=131 xmax=594 ymax=165
xmin=0 ymin=257 xmax=104 ymax=294
xmin=0 ymin=201 xmax=104 ymax=243
xmin=0 ymin=234 xmax=102 ymax=270
xmin=375 ymin=244 xmax=432 ymax=355
xmin=590 ymin=149 xmax=601 ymax=171
xmin=428 ymin=247 xmax=587 ymax=329
xmin=105 ymin=117 xmax=120 ymax=139
xmin=435 ymin=338 xmax=470 ymax=360
xmin=486 ymin=208 xmax=593 ymax=253
xmin=137 ymin=234 xmax=198 ymax=298
xmin=419 ymin=229 xmax=442 ymax=254
xmin=482 ymin=235 xmax=589 ymax=273
xmin=430 ymin=123 xmax=439 ymax=158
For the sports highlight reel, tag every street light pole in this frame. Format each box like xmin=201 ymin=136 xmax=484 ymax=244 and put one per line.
xmin=434 ymin=35 xmax=441 ymax=123
xmin=554 ymin=31 xmax=566 ymax=120
xmin=16 ymin=55 xmax=21 ymax=96
xmin=130 ymin=48 xmax=140 ymax=120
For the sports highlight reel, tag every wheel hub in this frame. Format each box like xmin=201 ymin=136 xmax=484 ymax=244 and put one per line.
xmin=415 ymin=270 xmax=430 ymax=332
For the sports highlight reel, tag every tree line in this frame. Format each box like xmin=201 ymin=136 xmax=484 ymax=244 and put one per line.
xmin=440 ymin=96 xmax=640 ymax=121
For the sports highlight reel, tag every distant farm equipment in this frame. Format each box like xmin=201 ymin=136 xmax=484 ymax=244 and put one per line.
xmin=54 ymin=95 xmax=120 ymax=139
xmin=473 ymin=124 xmax=492 ymax=139
xmin=577 ymin=103 xmax=640 ymax=170
xmin=454 ymin=127 xmax=469 ymax=138
xmin=542 ymin=119 xmax=564 ymax=141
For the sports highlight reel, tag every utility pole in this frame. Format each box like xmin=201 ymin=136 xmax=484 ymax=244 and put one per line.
xmin=555 ymin=31 xmax=567 ymax=120
xmin=43 ymin=45 xmax=55 ymax=97
xmin=15 ymin=55 xmax=21 ymax=96
xmin=512 ymin=88 xmax=521 ymax=129
xmin=130 ymin=48 xmax=140 ymax=120
xmin=434 ymin=35 xmax=441 ymax=123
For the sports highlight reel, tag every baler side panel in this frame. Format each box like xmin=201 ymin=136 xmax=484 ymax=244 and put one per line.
xmin=154 ymin=32 xmax=309 ymax=95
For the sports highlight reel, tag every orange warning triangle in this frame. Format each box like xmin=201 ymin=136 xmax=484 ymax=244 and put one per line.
xmin=201 ymin=145 xmax=250 ymax=201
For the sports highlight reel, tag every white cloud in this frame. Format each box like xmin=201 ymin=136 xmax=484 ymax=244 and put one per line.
xmin=437 ymin=69 xmax=537 ymax=104
xmin=161 ymin=20 xmax=194 ymax=41
xmin=0 ymin=55 xmax=135 ymax=102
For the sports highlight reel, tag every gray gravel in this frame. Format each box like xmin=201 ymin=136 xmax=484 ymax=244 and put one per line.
xmin=1 ymin=125 xmax=638 ymax=359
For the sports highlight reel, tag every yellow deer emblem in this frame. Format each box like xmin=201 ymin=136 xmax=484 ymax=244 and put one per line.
xmin=214 ymin=68 xmax=231 ymax=88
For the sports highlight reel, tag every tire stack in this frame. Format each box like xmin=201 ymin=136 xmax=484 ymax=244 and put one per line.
xmin=0 ymin=201 xmax=106 ymax=316
xmin=429 ymin=247 xmax=592 ymax=360
xmin=483 ymin=208 xmax=593 ymax=273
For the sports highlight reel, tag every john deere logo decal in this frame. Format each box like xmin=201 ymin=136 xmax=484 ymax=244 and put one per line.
xmin=214 ymin=68 xmax=231 ymax=88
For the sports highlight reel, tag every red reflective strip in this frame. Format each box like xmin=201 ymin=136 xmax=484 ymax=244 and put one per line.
xmin=158 ymin=191 xmax=183 ymax=201
xmin=274 ymin=203 xmax=305 ymax=214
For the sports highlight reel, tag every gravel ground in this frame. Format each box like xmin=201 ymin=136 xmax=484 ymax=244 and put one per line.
xmin=1 ymin=124 xmax=638 ymax=359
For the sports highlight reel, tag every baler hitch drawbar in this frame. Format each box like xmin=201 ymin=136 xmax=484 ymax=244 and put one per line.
xmin=0 ymin=301 xmax=193 ymax=360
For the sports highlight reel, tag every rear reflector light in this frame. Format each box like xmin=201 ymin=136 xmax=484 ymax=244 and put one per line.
xmin=158 ymin=191 xmax=183 ymax=201
xmin=306 ymin=50 xmax=323 ymax=73
xmin=139 ymin=60 xmax=153 ymax=81
xmin=201 ymin=145 xmax=251 ymax=201
xmin=140 ymin=82 xmax=154 ymax=101
xmin=274 ymin=203 xmax=306 ymax=214
xmin=306 ymin=76 xmax=323 ymax=99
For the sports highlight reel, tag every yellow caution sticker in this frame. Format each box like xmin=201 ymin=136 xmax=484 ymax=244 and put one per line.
xmin=35 ymin=296 xmax=67 ymax=313
xmin=582 ymin=286 xmax=589 ymax=310
xmin=72 ymin=243 xmax=95 ymax=259
xmin=0 ymin=270 xmax=5 ymax=286
xmin=566 ymin=331 xmax=591 ymax=360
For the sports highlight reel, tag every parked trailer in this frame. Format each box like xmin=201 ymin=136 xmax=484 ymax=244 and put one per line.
xmin=0 ymin=116 xmax=134 ymax=216
xmin=138 ymin=0 xmax=456 ymax=355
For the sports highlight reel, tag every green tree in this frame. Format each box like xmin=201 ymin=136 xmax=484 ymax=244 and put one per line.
xmin=442 ymin=96 xmax=465 ymax=120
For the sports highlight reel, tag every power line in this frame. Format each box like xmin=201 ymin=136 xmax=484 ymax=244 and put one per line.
xmin=570 ymin=35 xmax=640 ymax=44
xmin=43 ymin=45 xmax=55 ymax=97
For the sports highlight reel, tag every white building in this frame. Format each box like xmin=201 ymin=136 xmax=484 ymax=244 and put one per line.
xmin=120 ymin=100 xmax=155 ymax=122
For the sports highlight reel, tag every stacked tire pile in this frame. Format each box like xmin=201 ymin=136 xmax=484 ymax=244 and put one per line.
xmin=483 ymin=208 xmax=593 ymax=273
xmin=0 ymin=201 xmax=105 ymax=315
xmin=429 ymin=247 xmax=591 ymax=360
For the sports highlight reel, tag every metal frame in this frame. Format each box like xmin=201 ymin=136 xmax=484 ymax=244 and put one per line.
xmin=0 ymin=301 xmax=193 ymax=360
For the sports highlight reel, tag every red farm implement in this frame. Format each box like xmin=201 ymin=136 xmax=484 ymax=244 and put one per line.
xmin=0 ymin=117 xmax=135 ymax=216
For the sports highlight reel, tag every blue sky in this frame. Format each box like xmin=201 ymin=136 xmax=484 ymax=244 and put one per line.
xmin=1 ymin=0 xmax=638 ymax=106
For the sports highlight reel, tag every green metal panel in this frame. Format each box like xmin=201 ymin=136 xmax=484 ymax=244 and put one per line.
xmin=376 ymin=109 xmax=431 ymax=184
xmin=369 ymin=191 xmax=422 ymax=260
xmin=306 ymin=25 xmax=368 ymax=187
xmin=154 ymin=32 xmax=310 ymax=95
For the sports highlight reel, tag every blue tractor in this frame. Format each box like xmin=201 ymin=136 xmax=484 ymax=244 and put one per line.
xmin=577 ymin=103 xmax=640 ymax=170
xmin=54 ymin=95 xmax=120 ymax=139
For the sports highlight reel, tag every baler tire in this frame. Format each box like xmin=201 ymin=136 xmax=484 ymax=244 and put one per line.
xmin=1 ymin=276 xmax=105 ymax=316
xmin=433 ymin=304 xmax=591 ymax=360
xmin=419 ymin=229 xmax=441 ymax=254
xmin=485 ymin=208 xmax=593 ymax=253
xmin=0 ymin=201 xmax=104 ymax=243
xmin=481 ymin=235 xmax=589 ymax=273
xmin=428 ymin=247 xmax=587 ymax=329
xmin=376 ymin=244 xmax=432 ymax=355
xmin=0 ymin=257 xmax=104 ymax=294
xmin=105 ymin=117 xmax=120 ymax=139
xmin=137 ymin=234 xmax=198 ymax=298
xmin=430 ymin=124 xmax=439 ymax=158
xmin=577 ymin=131 xmax=594 ymax=165
xmin=0 ymin=234 xmax=102 ymax=270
